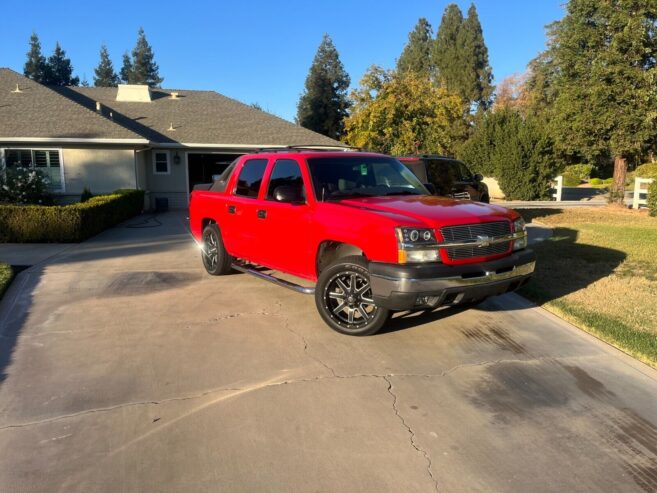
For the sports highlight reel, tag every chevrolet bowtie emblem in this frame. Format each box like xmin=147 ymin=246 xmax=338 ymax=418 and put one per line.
xmin=477 ymin=235 xmax=492 ymax=247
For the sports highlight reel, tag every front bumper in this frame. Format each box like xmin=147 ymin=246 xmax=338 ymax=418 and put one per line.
xmin=369 ymin=249 xmax=536 ymax=310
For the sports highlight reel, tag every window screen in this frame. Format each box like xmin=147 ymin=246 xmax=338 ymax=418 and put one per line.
xmin=266 ymin=159 xmax=305 ymax=200
xmin=235 ymin=159 xmax=267 ymax=198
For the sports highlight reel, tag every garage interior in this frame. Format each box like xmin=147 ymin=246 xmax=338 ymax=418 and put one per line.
xmin=187 ymin=153 xmax=243 ymax=191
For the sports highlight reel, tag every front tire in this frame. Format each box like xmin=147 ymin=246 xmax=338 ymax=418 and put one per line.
xmin=315 ymin=255 xmax=389 ymax=336
xmin=201 ymin=223 xmax=233 ymax=275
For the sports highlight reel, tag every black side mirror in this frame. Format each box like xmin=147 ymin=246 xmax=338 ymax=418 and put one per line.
xmin=274 ymin=185 xmax=304 ymax=203
xmin=474 ymin=173 xmax=484 ymax=182
xmin=423 ymin=183 xmax=437 ymax=195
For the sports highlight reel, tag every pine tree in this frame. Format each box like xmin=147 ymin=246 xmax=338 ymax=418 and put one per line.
xmin=397 ymin=18 xmax=434 ymax=77
xmin=433 ymin=4 xmax=464 ymax=93
xmin=458 ymin=4 xmax=494 ymax=110
xmin=94 ymin=44 xmax=119 ymax=87
xmin=43 ymin=42 xmax=79 ymax=86
xmin=129 ymin=27 xmax=163 ymax=86
xmin=541 ymin=0 xmax=657 ymax=201
xmin=23 ymin=33 xmax=47 ymax=82
xmin=120 ymin=52 xmax=133 ymax=84
xmin=296 ymin=34 xmax=351 ymax=139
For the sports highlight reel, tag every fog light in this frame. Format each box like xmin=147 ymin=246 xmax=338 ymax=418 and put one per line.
xmin=404 ymin=249 xmax=440 ymax=263
xmin=513 ymin=236 xmax=527 ymax=251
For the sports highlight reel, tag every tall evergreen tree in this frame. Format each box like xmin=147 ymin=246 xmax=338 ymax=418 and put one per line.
xmin=23 ymin=33 xmax=47 ymax=83
xmin=397 ymin=18 xmax=434 ymax=77
xmin=120 ymin=52 xmax=133 ymax=84
xmin=540 ymin=0 xmax=657 ymax=201
xmin=433 ymin=4 xmax=464 ymax=94
xmin=43 ymin=42 xmax=79 ymax=86
xmin=94 ymin=44 xmax=119 ymax=87
xmin=296 ymin=34 xmax=351 ymax=139
xmin=458 ymin=4 xmax=494 ymax=110
xmin=129 ymin=27 xmax=163 ymax=86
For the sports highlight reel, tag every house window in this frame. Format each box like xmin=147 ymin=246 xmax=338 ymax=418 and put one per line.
xmin=3 ymin=148 xmax=64 ymax=191
xmin=153 ymin=152 xmax=170 ymax=174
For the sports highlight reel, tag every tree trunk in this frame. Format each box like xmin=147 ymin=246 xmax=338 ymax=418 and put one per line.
xmin=611 ymin=155 xmax=627 ymax=205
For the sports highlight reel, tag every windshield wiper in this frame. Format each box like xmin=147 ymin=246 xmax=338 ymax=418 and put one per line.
xmin=383 ymin=190 xmax=422 ymax=196
xmin=324 ymin=191 xmax=374 ymax=201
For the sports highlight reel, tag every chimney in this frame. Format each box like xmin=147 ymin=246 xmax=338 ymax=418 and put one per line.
xmin=96 ymin=101 xmax=102 ymax=112
xmin=116 ymin=84 xmax=152 ymax=102
xmin=170 ymin=92 xmax=179 ymax=100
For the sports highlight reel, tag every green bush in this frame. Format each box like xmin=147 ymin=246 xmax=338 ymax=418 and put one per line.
xmin=0 ymin=189 xmax=145 ymax=242
xmin=648 ymin=180 xmax=657 ymax=217
xmin=80 ymin=186 xmax=93 ymax=203
xmin=589 ymin=177 xmax=603 ymax=185
xmin=562 ymin=172 xmax=581 ymax=187
xmin=603 ymin=178 xmax=614 ymax=185
xmin=563 ymin=163 xmax=594 ymax=181
xmin=0 ymin=262 xmax=13 ymax=300
xmin=631 ymin=163 xmax=657 ymax=181
xmin=0 ymin=166 xmax=52 ymax=205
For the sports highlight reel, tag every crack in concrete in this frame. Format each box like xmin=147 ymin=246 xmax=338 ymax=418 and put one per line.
xmin=384 ymin=375 xmax=440 ymax=492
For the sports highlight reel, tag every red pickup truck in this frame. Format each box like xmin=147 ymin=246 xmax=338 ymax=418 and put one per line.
xmin=189 ymin=149 xmax=535 ymax=335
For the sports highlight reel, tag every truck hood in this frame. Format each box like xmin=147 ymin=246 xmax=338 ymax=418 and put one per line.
xmin=336 ymin=195 xmax=517 ymax=227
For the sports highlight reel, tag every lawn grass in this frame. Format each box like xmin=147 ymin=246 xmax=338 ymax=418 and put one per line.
xmin=519 ymin=207 xmax=657 ymax=368
xmin=0 ymin=262 xmax=14 ymax=301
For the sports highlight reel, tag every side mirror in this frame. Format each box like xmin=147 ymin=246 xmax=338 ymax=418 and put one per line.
xmin=274 ymin=185 xmax=304 ymax=203
xmin=474 ymin=173 xmax=484 ymax=182
xmin=423 ymin=183 xmax=437 ymax=195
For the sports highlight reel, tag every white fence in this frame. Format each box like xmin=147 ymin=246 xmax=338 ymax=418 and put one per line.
xmin=632 ymin=177 xmax=654 ymax=209
xmin=551 ymin=175 xmax=563 ymax=201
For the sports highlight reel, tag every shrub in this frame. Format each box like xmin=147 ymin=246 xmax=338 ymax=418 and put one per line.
xmin=563 ymin=163 xmax=594 ymax=181
xmin=630 ymin=163 xmax=657 ymax=181
xmin=0 ymin=166 xmax=52 ymax=205
xmin=589 ymin=178 xmax=603 ymax=185
xmin=603 ymin=178 xmax=614 ymax=185
xmin=0 ymin=189 xmax=145 ymax=243
xmin=459 ymin=109 xmax=560 ymax=200
xmin=80 ymin=186 xmax=93 ymax=203
xmin=562 ymin=172 xmax=581 ymax=187
xmin=648 ymin=180 xmax=657 ymax=217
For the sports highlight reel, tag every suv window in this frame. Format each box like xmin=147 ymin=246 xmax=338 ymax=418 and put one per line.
xmin=235 ymin=159 xmax=268 ymax=198
xmin=427 ymin=159 xmax=459 ymax=195
xmin=455 ymin=161 xmax=473 ymax=181
xmin=266 ymin=159 xmax=306 ymax=201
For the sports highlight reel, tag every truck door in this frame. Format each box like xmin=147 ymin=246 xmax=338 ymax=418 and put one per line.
xmin=255 ymin=158 xmax=314 ymax=277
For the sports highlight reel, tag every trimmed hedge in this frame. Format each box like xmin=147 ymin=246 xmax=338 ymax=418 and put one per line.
xmin=0 ymin=262 xmax=13 ymax=300
xmin=648 ymin=180 xmax=657 ymax=217
xmin=0 ymin=189 xmax=145 ymax=243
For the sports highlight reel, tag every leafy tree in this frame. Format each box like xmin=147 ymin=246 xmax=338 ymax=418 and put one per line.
xmin=459 ymin=108 xmax=559 ymax=200
xmin=130 ymin=27 xmax=163 ymax=86
xmin=296 ymin=34 xmax=351 ymax=139
xmin=493 ymin=73 xmax=530 ymax=113
xmin=458 ymin=4 xmax=494 ymax=110
xmin=344 ymin=67 xmax=464 ymax=155
xmin=537 ymin=0 xmax=657 ymax=202
xmin=43 ymin=42 xmax=79 ymax=86
xmin=119 ymin=52 xmax=133 ymax=84
xmin=397 ymin=18 xmax=434 ymax=77
xmin=23 ymin=33 xmax=47 ymax=83
xmin=94 ymin=44 xmax=119 ymax=87
xmin=433 ymin=4 xmax=464 ymax=94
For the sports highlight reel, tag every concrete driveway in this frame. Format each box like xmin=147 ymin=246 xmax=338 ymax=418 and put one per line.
xmin=0 ymin=212 xmax=656 ymax=493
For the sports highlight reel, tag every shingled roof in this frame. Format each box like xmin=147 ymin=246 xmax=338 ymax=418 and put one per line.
xmin=0 ymin=68 xmax=345 ymax=148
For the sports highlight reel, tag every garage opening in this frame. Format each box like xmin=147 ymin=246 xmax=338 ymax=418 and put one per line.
xmin=187 ymin=153 xmax=243 ymax=192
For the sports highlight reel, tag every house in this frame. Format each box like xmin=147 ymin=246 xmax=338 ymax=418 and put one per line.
xmin=0 ymin=68 xmax=345 ymax=209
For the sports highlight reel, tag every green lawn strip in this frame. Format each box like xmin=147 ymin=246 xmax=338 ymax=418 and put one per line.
xmin=0 ymin=262 xmax=14 ymax=301
xmin=540 ymin=298 xmax=657 ymax=368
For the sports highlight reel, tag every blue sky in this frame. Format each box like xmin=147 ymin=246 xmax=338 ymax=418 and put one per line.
xmin=1 ymin=1 xmax=564 ymax=121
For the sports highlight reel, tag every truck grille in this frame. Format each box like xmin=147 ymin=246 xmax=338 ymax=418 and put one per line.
xmin=440 ymin=221 xmax=512 ymax=260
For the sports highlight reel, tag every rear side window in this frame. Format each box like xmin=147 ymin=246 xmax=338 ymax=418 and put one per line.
xmin=235 ymin=159 xmax=268 ymax=198
xmin=266 ymin=159 xmax=305 ymax=200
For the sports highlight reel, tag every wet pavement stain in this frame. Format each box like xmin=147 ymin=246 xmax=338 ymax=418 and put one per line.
xmin=103 ymin=271 xmax=201 ymax=296
xmin=469 ymin=360 xmax=657 ymax=492
xmin=462 ymin=320 xmax=527 ymax=354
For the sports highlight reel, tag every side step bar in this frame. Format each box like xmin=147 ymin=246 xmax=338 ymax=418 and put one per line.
xmin=231 ymin=263 xmax=315 ymax=295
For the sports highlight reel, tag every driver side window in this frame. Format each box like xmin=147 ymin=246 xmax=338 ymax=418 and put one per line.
xmin=266 ymin=159 xmax=306 ymax=201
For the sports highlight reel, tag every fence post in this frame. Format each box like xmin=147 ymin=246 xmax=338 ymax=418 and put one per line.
xmin=552 ymin=175 xmax=563 ymax=202
xmin=633 ymin=177 xmax=641 ymax=209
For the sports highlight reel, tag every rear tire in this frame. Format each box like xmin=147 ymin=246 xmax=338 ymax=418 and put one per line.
xmin=201 ymin=224 xmax=233 ymax=275
xmin=315 ymin=255 xmax=389 ymax=336
xmin=481 ymin=194 xmax=490 ymax=204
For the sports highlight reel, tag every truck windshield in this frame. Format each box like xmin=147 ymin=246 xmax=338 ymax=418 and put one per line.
xmin=307 ymin=156 xmax=429 ymax=201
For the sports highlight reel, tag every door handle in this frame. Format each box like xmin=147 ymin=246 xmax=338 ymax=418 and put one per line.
xmin=257 ymin=209 xmax=267 ymax=219
xmin=227 ymin=205 xmax=236 ymax=214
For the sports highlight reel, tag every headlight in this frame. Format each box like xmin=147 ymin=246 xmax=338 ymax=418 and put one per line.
xmin=395 ymin=227 xmax=441 ymax=263
xmin=513 ymin=218 xmax=527 ymax=251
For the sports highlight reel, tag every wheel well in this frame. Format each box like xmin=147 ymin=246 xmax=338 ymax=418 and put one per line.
xmin=201 ymin=218 xmax=216 ymax=230
xmin=316 ymin=241 xmax=365 ymax=276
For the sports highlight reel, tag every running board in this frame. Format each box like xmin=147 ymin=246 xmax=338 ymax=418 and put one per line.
xmin=231 ymin=263 xmax=315 ymax=295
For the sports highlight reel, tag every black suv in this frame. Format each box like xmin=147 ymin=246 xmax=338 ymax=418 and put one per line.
xmin=398 ymin=155 xmax=489 ymax=203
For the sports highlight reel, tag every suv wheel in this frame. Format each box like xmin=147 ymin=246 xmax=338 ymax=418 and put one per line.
xmin=201 ymin=223 xmax=233 ymax=275
xmin=315 ymin=256 xmax=389 ymax=336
